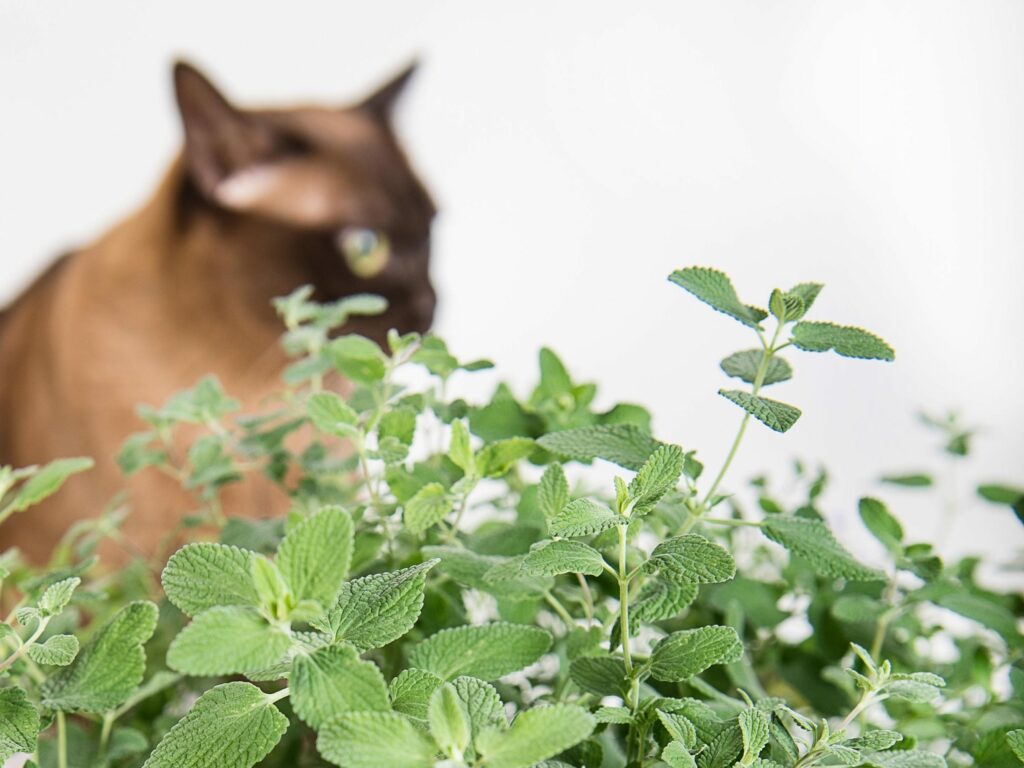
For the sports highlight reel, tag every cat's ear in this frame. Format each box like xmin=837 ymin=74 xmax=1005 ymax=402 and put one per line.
xmin=358 ymin=60 xmax=418 ymax=120
xmin=173 ymin=61 xmax=280 ymax=197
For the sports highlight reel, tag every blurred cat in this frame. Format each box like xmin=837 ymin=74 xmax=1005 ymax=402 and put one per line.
xmin=0 ymin=61 xmax=436 ymax=563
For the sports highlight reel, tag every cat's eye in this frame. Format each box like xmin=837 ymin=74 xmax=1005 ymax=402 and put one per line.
xmin=337 ymin=227 xmax=390 ymax=279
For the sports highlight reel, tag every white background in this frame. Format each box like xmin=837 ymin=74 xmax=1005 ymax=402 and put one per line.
xmin=1 ymin=1 xmax=1021 ymax=577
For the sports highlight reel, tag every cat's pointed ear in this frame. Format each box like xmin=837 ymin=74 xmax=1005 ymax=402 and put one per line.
xmin=358 ymin=60 xmax=418 ymax=120
xmin=173 ymin=60 xmax=279 ymax=197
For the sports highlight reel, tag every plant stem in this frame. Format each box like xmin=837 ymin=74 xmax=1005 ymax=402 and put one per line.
xmin=57 ymin=711 xmax=68 ymax=768
xmin=266 ymin=687 xmax=291 ymax=704
xmin=0 ymin=617 xmax=49 ymax=673
xmin=98 ymin=712 xmax=115 ymax=761
xmin=617 ymin=525 xmax=634 ymax=682
xmin=575 ymin=573 xmax=595 ymax=624
xmin=544 ymin=592 xmax=576 ymax=631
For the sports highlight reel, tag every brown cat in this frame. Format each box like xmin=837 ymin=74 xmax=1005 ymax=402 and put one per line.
xmin=0 ymin=61 xmax=437 ymax=564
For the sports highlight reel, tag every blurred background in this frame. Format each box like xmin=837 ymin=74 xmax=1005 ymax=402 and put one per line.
xmin=1 ymin=1 xmax=1021 ymax=574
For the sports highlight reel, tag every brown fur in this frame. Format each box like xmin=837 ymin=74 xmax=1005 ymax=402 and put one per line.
xmin=0 ymin=62 xmax=436 ymax=564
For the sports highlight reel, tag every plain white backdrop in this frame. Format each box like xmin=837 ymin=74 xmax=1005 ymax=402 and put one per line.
xmin=1 ymin=1 xmax=1021 ymax=576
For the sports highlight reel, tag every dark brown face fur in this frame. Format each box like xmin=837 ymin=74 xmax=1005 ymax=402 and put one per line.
xmin=174 ymin=61 xmax=437 ymax=339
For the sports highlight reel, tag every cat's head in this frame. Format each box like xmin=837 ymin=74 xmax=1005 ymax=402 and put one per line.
xmin=173 ymin=60 xmax=436 ymax=336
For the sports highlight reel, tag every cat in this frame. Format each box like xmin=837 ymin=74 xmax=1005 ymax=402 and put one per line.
xmin=0 ymin=60 xmax=437 ymax=564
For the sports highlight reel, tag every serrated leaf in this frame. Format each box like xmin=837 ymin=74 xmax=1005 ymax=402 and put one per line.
xmin=141 ymin=682 xmax=288 ymax=768
xmin=769 ymin=289 xmax=806 ymax=322
xmin=476 ymin=704 xmax=596 ymax=768
xmin=7 ymin=457 xmax=93 ymax=514
xmin=38 ymin=576 xmax=80 ymax=616
xmin=791 ymin=321 xmax=894 ymax=361
xmin=166 ymin=607 xmax=293 ymax=676
xmin=629 ymin=444 xmax=684 ymax=515
xmin=449 ymin=420 xmax=475 ymax=475
xmin=405 ymin=483 xmax=454 ymax=535
xmin=379 ymin=406 xmax=417 ymax=445
xmin=697 ymin=724 xmax=743 ymax=768
xmin=307 ymin=392 xmax=359 ymax=437
xmin=290 ymin=644 xmax=389 ymax=729
xmin=277 ymin=506 xmax=353 ymax=607
xmin=595 ymin=706 xmax=633 ymax=724
xmin=26 ymin=634 xmax=79 ymax=666
xmin=318 ymin=560 xmax=437 ymax=650
xmin=162 ymin=543 xmax=261 ymax=618
xmin=537 ymin=424 xmax=663 ymax=471
xmin=864 ymin=752 xmax=947 ymax=768
xmin=844 ymin=731 xmax=903 ymax=751
xmin=738 ymin=708 xmax=770 ymax=763
xmin=859 ymin=497 xmax=903 ymax=551
xmin=451 ymin=677 xmax=506 ymax=740
xmin=326 ymin=334 xmax=387 ymax=384
xmin=719 ymin=390 xmax=801 ymax=433
xmin=762 ymin=517 xmax=883 ymax=581
xmin=569 ymin=655 xmax=627 ymax=697
xmin=476 ymin=438 xmax=535 ymax=477
xmin=42 ymin=601 xmax=158 ymax=712
xmin=548 ymin=498 xmax=621 ymax=537
xmin=648 ymin=625 xmax=743 ymax=682
xmin=668 ymin=267 xmax=765 ymax=328
xmin=1007 ymin=730 xmax=1024 ymax=763
xmin=632 ymin=578 xmax=699 ymax=627
xmin=662 ymin=741 xmax=697 ymax=768
xmin=390 ymin=668 xmax=445 ymax=720
xmin=317 ymin=711 xmax=436 ymax=768
xmin=429 ymin=683 xmax=472 ymax=757
xmin=423 ymin=546 xmax=546 ymax=600
xmin=788 ymin=282 xmax=824 ymax=313
xmin=410 ymin=623 xmax=552 ymax=681
xmin=521 ymin=540 xmax=606 ymax=577
xmin=538 ymin=464 xmax=569 ymax=520
xmin=720 ymin=350 xmax=793 ymax=387
xmin=657 ymin=710 xmax=697 ymax=748
xmin=0 ymin=687 xmax=39 ymax=761
xmin=643 ymin=534 xmax=736 ymax=584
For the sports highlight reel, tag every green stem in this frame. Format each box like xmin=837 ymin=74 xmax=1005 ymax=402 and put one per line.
xmin=0 ymin=616 xmax=49 ymax=673
xmin=98 ymin=712 xmax=115 ymax=760
xmin=266 ymin=687 xmax=290 ymax=705
xmin=544 ymin=592 xmax=576 ymax=631
xmin=57 ymin=711 xmax=68 ymax=768
xmin=617 ymin=525 xmax=634 ymax=682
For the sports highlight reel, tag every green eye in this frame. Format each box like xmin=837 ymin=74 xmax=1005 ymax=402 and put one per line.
xmin=338 ymin=227 xmax=390 ymax=279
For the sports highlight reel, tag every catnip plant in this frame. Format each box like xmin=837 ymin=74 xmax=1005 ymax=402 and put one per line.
xmin=0 ymin=267 xmax=1021 ymax=768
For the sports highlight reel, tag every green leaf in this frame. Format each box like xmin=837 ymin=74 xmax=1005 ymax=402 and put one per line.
xmin=629 ymin=444 xmax=684 ymax=515
xmin=537 ymin=424 xmax=663 ymax=471
xmin=26 ymin=634 xmax=79 ymax=666
xmin=0 ymin=687 xmax=39 ymax=762
xmin=141 ymin=682 xmax=288 ymax=768
xmin=548 ymin=498 xmax=621 ymax=537
xmin=43 ymin=601 xmax=159 ymax=712
xmin=250 ymin=556 xmax=291 ymax=615
xmin=762 ymin=517 xmax=883 ymax=581
xmin=880 ymin=474 xmax=933 ymax=488
xmin=863 ymin=752 xmax=947 ymax=768
xmin=38 ymin=576 xmax=80 ymax=616
xmin=317 ymin=560 xmax=437 ymax=650
xmin=738 ymin=708 xmax=770 ymax=763
xmin=569 ymin=655 xmax=627 ymax=697
xmin=162 ymin=543 xmax=261 ymax=617
xmin=788 ymin=282 xmax=824 ymax=313
xmin=451 ymin=676 xmax=506 ymax=741
xmin=8 ymin=457 xmax=93 ymax=513
xmin=477 ymin=438 xmax=535 ymax=477
xmin=317 ymin=711 xmax=436 ymax=768
xmin=379 ymin=406 xmax=418 ymax=445
xmin=934 ymin=592 xmax=1022 ymax=646
xmin=643 ymin=534 xmax=736 ymax=584
xmin=648 ymin=625 xmax=743 ymax=682
xmin=538 ymin=464 xmax=569 ymax=520
xmin=449 ymin=420 xmax=476 ymax=475
xmin=307 ymin=392 xmax=359 ymax=438
xmin=290 ymin=644 xmax=389 ymax=729
xmin=668 ymin=267 xmax=766 ymax=328
xmin=844 ymin=731 xmax=903 ymax=751
xmin=429 ymin=683 xmax=472 ymax=757
xmin=718 ymin=390 xmax=801 ymax=433
xmin=476 ymin=704 xmax=595 ymax=768
xmin=409 ymin=622 xmax=552 ymax=681
xmin=1007 ymin=730 xmax=1024 ymax=763
xmin=720 ymin=350 xmax=793 ymax=387
xmin=278 ymin=506 xmax=353 ymax=607
xmin=977 ymin=484 xmax=1024 ymax=505
xmin=769 ymin=289 xmax=806 ymax=323
xmin=166 ymin=607 xmax=293 ymax=676
xmin=657 ymin=710 xmax=697 ymax=748
xmin=632 ymin=577 xmax=699 ymax=627
xmin=859 ymin=497 xmax=904 ymax=552
xmin=791 ymin=321 xmax=894 ymax=361
xmin=326 ymin=334 xmax=387 ymax=384
xmin=405 ymin=483 xmax=454 ymax=534
xmin=390 ymin=668 xmax=445 ymax=721
xmin=521 ymin=540 xmax=607 ymax=577
xmin=662 ymin=741 xmax=697 ymax=768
